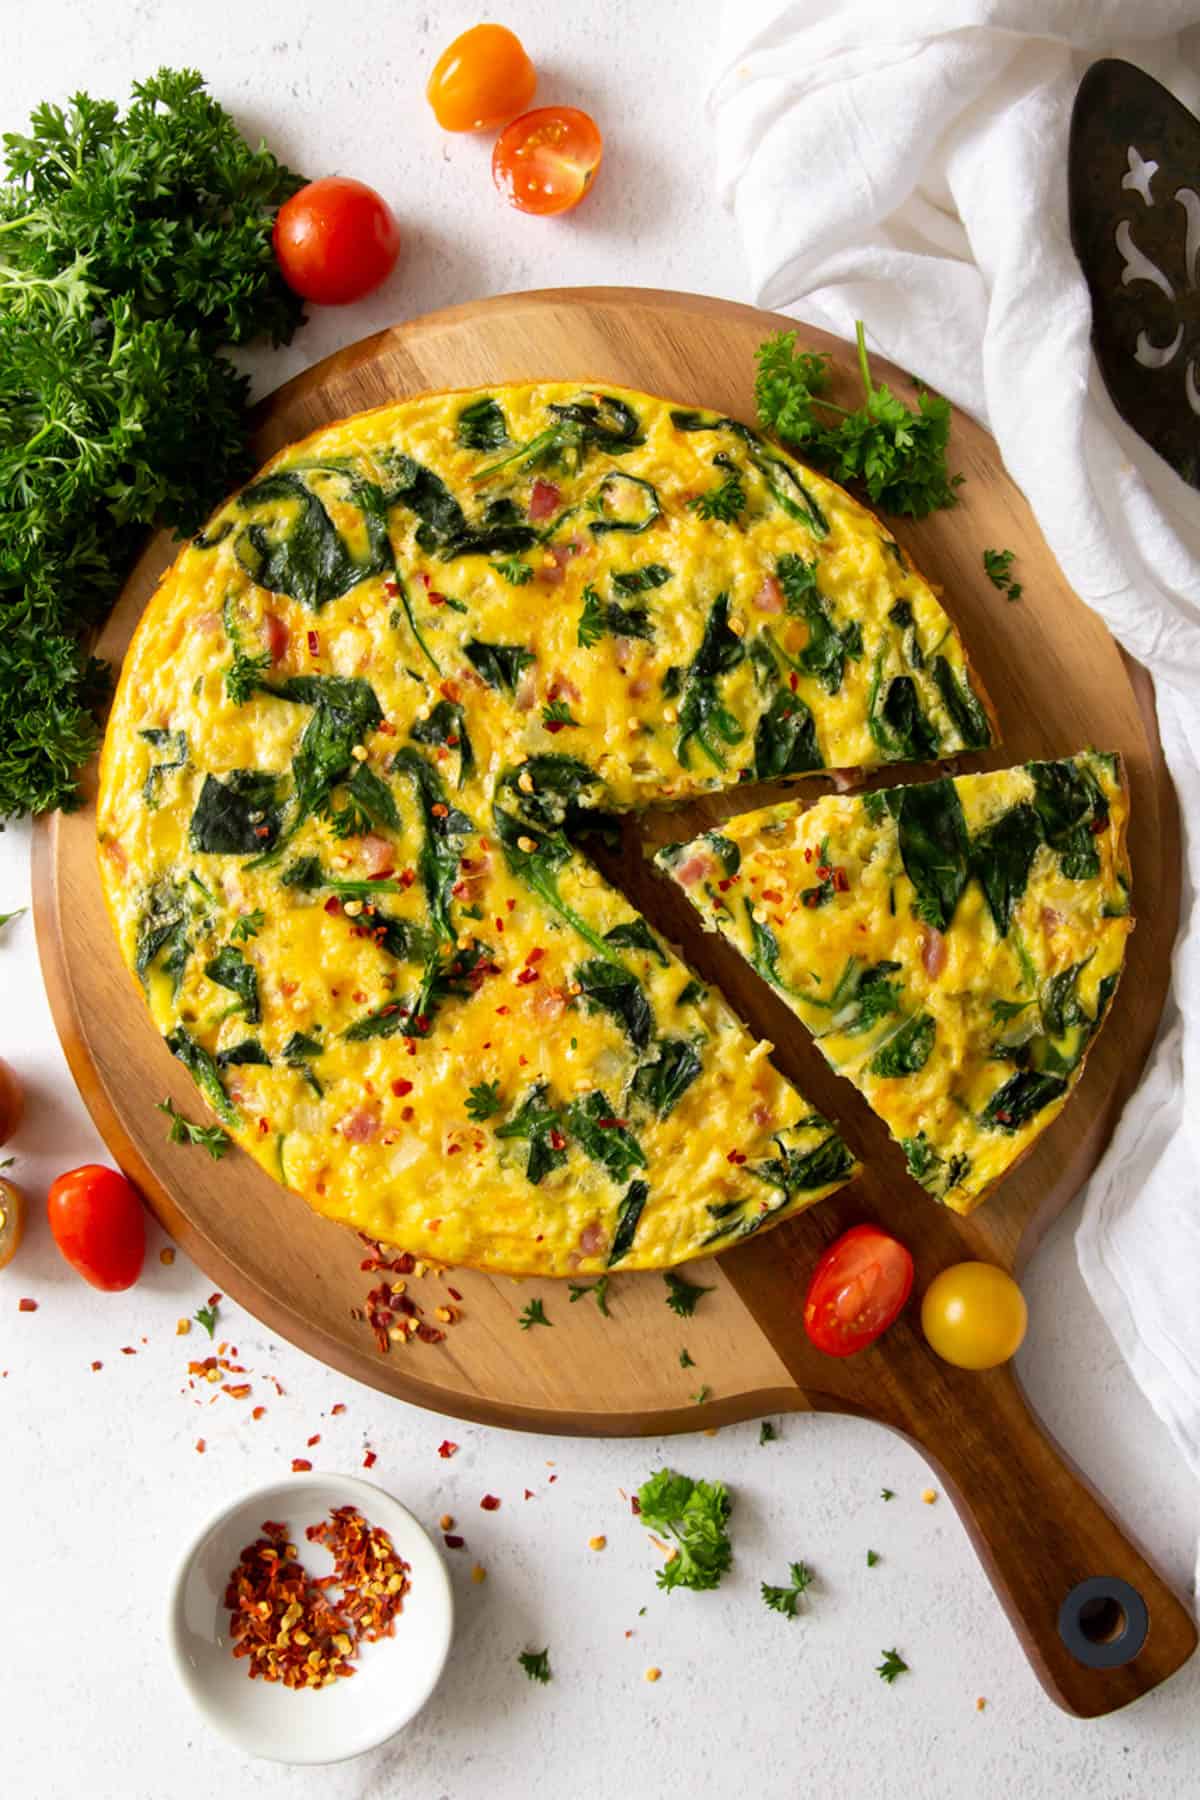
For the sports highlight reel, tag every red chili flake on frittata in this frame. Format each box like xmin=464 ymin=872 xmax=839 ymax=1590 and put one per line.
xmin=833 ymin=867 xmax=850 ymax=892
xmin=726 ymin=1149 xmax=747 ymax=1165
xmin=480 ymin=1494 xmax=501 ymax=1511
xmin=438 ymin=1440 xmax=459 ymax=1459
xmin=391 ymin=1079 xmax=413 ymax=1098
xmin=307 ymin=630 xmax=320 ymax=656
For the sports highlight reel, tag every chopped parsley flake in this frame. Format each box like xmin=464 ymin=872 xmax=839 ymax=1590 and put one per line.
xmin=517 ymin=1647 xmax=551 ymax=1683
xmin=466 ymin=1080 xmax=502 ymax=1121
xmin=229 ymin=908 xmax=265 ymax=942
xmin=877 ymin=1647 xmax=909 ymax=1683
xmin=518 ymin=1298 xmax=552 ymax=1330
xmin=194 ymin=1302 xmax=220 ymax=1337
xmin=867 ymin=1549 xmax=881 ymax=1567
xmin=759 ymin=1421 xmax=777 ymax=1445
xmin=568 ymin=1274 xmax=611 ymax=1316
xmin=881 ymin=1488 xmax=896 ymax=1501
xmin=983 ymin=547 xmax=1022 ymax=601
xmin=664 ymin=1271 xmax=713 ymax=1317
xmin=679 ymin=1348 xmax=695 ymax=1369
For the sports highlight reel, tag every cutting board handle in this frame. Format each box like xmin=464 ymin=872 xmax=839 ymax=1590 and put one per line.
xmin=893 ymin=1368 xmax=1197 ymax=1716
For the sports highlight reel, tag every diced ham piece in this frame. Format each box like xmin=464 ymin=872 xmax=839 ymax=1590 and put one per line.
xmin=340 ymin=1107 xmax=381 ymax=1144
xmin=359 ymin=834 xmax=395 ymax=878
xmin=264 ymin=612 xmax=289 ymax=664
xmin=514 ymin=669 xmax=537 ymax=712
xmin=920 ymin=926 xmax=948 ymax=979
xmin=579 ymin=1221 xmax=608 ymax=1257
xmin=529 ymin=480 xmax=561 ymax=522
xmin=751 ymin=1103 xmax=775 ymax=1128
xmin=673 ymin=851 xmax=714 ymax=888
xmin=628 ymin=673 xmax=653 ymax=699
xmin=753 ymin=575 xmax=784 ymax=614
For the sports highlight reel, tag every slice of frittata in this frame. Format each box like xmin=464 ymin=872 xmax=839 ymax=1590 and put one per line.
xmin=657 ymin=753 xmax=1132 ymax=1213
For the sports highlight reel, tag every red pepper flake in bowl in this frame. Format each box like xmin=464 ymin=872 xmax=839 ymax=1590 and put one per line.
xmin=224 ymin=1510 xmax=411 ymax=1690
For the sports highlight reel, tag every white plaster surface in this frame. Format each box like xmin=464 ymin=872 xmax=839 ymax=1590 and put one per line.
xmin=1 ymin=4 xmax=1198 ymax=1795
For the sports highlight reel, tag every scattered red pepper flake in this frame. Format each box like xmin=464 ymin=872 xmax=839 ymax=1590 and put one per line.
xmin=391 ymin=1078 xmax=413 ymax=1098
xmin=307 ymin=629 xmax=320 ymax=656
xmin=362 ymin=1449 xmax=377 ymax=1469
xmin=833 ymin=867 xmax=850 ymax=893
xmin=120 ymin=1345 xmax=137 ymax=1354
xmin=307 ymin=1434 xmax=321 ymax=1447
xmin=331 ymin=1403 xmax=346 ymax=1416
xmin=291 ymin=1458 xmax=313 ymax=1473
xmin=443 ymin=1534 xmax=465 ymax=1549
xmin=448 ymin=1287 xmax=463 ymax=1302
xmin=17 ymin=1298 xmax=37 ymax=1313
xmin=91 ymin=1360 xmax=102 ymax=1371
xmin=324 ymin=896 xmax=342 ymax=915
xmin=252 ymin=1406 xmax=266 ymax=1421
xmin=480 ymin=1494 xmax=501 ymax=1511
xmin=726 ymin=1149 xmax=747 ymax=1165
xmin=438 ymin=1440 xmax=459 ymax=1459
xmin=524 ymin=1488 xmax=534 ymax=1500
xmin=195 ymin=1438 xmax=206 ymax=1453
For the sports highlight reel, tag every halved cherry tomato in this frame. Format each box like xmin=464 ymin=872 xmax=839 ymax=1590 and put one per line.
xmin=0 ymin=1055 xmax=23 ymax=1145
xmin=0 ymin=1172 xmax=25 ymax=1269
xmin=427 ymin=24 xmax=536 ymax=132
xmin=47 ymin=1164 xmax=145 ymax=1292
xmin=492 ymin=107 xmax=603 ymax=216
xmin=803 ymin=1224 xmax=914 ymax=1356
xmin=921 ymin=1262 xmax=1027 ymax=1370
xmin=273 ymin=178 xmax=401 ymax=305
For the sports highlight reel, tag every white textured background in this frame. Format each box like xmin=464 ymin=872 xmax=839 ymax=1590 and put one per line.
xmin=1 ymin=4 xmax=1198 ymax=1796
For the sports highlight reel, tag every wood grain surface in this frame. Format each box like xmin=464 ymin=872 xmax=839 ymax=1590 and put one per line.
xmin=32 ymin=288 xmax=1195 ymax=1715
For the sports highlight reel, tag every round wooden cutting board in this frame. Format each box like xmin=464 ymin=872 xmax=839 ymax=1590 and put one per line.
xmin=33 ymin=289 xmax=1194 ymax=1715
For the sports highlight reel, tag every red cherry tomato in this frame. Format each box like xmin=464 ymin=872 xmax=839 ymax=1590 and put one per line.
xmin=47 ymin=1164 xmax=145 ymax=1292
xmin=0 ymin=1055 xmax=23 ymax=1145
xmin=273 ymin=178 xmax=401 ymax=305
xmin=427 ymin=24 xmax=536 ymax=132
xmin=803 ymin=1224 xmax=914 ymax=1356
xmin=492 ymin=107 xmax=603 ymax=216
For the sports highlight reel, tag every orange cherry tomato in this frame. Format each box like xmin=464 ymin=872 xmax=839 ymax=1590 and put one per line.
xmin=0 ymin=1055 xmax=23 ymax=1145
xmin=803 ymin=1224 xmax=914 ymax=1356
xmin=0 ymin=1173 xmax=25 ymax=1269
xmin=47 ymin=1164 xmax=145 ymax=1292
xmin=273 ymin=178 xmax=401 ymax=306
xmin=492 ymin=107 xmax=603 ymax=216
xmin=427 ymin=24 xmax=536 ymax=132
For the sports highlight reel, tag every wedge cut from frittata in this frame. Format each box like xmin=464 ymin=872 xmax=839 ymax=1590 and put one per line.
xmin=657 ymin=753 xmax=1132 ymax=1214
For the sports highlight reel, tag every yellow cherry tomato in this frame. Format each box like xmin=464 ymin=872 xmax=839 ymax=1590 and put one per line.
xmin=427 ymin=24 xmax=537 ymax=133
xmin=920 ymin=1262 xmax=1028 ymax=1370
xmin=0 ymin=1173 xmax=26 ymax=1269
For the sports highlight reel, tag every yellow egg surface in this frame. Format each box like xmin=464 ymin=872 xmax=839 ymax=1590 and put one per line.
xmin=658 ymin=753 xmax=1132 ymax=1213
xmin=99 ymin=378 xmax=1011 ymax=1274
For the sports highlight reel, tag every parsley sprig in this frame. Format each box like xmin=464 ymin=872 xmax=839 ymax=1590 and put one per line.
xmin=636 ymin=1468 xmax=733 ymax=1593
xmin=194 ymin=1301 xmax=220 ymax=1338
xmin=754 ymin=321 xmax=960 ymax=518
xmin=518 ymin=1298 xmax=552 ymax=1330
xmin=466 ymin=1080 xmax=502 ymax=1122
xmin=761 ymin=1561 xmax=814 ymax=1618
xmin=157 ymin=1097 xmax=231 ymax=1160
xmin=877 ymin=1647 xmax=909 ymax=1683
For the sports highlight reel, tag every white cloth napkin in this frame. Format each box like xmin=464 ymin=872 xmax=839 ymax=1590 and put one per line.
xmin=713 ymin=1 xmax=1200 ymax=1478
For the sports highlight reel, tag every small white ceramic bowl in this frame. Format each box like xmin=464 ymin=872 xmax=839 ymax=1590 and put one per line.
xmin=167 ymin=1471 xmax=454 ymax=1764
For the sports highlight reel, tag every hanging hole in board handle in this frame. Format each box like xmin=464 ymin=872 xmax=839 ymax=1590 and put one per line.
xmin=1058 ymin=1577 xmax=1149 ymax=1669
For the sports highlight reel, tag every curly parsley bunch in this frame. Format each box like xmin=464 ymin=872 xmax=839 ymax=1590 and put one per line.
xmin=0 ymin=68 xmax=308 ymax=819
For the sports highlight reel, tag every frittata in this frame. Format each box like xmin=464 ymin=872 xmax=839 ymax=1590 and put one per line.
xmin=658 ymin=753 xmax=1132 ymax=1213
xmin=101 ymin=376 xmax=998 ymax=1274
